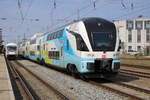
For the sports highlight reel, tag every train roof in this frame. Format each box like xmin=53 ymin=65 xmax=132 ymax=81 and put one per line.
xmin=42 ymin=17 xmax=112 ymax=36
xmin=81 ymin=17 xmax=113 ymax=24
xmin=6 ymin=43 xmax=17 ymax=46
xmin=31 ymin=33 xmax=43 ymax=40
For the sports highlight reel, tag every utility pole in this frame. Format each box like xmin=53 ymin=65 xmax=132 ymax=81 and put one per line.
xmin=77 ymin=8 xmax=80 ymax=20
xmin=0 ymin=28 xmax=2 ymax=44
xmin=0 ymin=28 xmax=4 ymax=53
xmin=17 ymin=35 xmax=20 ymax=44
xmin=23 ymin=33 xmax=26 ymax=43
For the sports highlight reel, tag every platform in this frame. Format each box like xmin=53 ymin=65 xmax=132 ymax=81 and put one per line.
xmin=0 ymin=54 xmax=15 ymax=100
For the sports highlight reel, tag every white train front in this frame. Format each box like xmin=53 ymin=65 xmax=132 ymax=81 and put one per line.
xmin=19 ymin=17 xmax=121 ymax=78
xmin=5 ymin=43 xmax=18 ymax=59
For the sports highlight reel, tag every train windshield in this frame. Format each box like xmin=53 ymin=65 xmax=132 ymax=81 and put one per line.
xmin=7 ymin=46 xmax=17 ymax=51
xmin=83 ymin=18 xmax=116 ymax=51
xmin=92 ymin=32 xmax=115 ymax=51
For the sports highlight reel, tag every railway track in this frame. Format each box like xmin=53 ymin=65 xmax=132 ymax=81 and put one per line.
xmin=120 ymin=69 xmax=150 ymax=78
xmin=89 ymin=79 xmax=150 ymax=100
xmin=121 ymin=64 xmax=150 ymax=70
xmin=13 ymin=60 xmax=71 ymax=100
xmin=121 ymin=58 xmax=150 ymax=61
xmin=28 ymin=60 xmax=150 ymax=100
xmin=6 ymin=59 xmax=40 ymax=100
xmin=15 ymin=59 xmax=150 ymax=100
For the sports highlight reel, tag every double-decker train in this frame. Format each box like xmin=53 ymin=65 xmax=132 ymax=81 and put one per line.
xmin=19 ymin=17 xmax=121 ymax=78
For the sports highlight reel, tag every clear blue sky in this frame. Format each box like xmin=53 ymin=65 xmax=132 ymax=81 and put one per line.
xmin=0 ymin=0 xmax=150 ymax=43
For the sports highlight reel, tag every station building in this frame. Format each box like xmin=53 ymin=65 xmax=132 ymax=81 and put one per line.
xmin=114 ymin=18 xmax=150 ymax=55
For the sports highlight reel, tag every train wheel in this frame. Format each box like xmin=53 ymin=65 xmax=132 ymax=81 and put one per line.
xmin=41 ymin=59 xmax=45 ymax=65
xmin=68 ymin=64 xmax=79 ymax=78
xmin=80 ymin=75 xmax=88 ymax=81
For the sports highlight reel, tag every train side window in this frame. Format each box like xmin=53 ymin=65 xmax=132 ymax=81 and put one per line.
xmin=47 ymin=29 xmax=63 ymax=41
xmin=47 ymin=34 xmax=52 ymax=40
xmin=56 ymin=32 xmax=60 ymax=38
xmin=37 ymin=45 xmax=40 ymax=51
xmin=53 ymin=33 xmax=56 ymax=39
xmin=67 ymin=40 xmax=69 ymax=50
xmin=54 ymin=51 xmax=56 ymax=59
xmin=49 ymin=51 xmax=51 ymax=58
xmin=57 ymin=51 xmax=59 ymax=59
xmin=56 ymin=51 xmax=59 ymax=59
xmin=43 ymin=45 xmax=45 ymax=51
xmin=52 ymin=34 xmax=54 ymax=40
xmin=48 ymin=51 xmax=59 ymax=59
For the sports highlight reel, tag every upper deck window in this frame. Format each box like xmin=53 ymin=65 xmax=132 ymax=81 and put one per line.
xmin=47 ymin=29 xmax=63 ymax=41
xmin=30 ymin=39 xmax=36 ymax=44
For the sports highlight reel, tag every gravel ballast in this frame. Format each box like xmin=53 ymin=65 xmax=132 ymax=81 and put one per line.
xmin=18 ymin=60 xmax=130 ymax=100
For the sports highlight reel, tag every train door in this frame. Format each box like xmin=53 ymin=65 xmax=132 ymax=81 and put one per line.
xmin=59 ymin=40 xmax=65 ymax=67
xmin=39 ymin=39 xmax=42 ymax=60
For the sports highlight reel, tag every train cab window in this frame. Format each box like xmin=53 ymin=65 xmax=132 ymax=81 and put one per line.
xmin=74 ymin=34 xmax=89 ymax=51
xmin=7 ymin=46 xmax=17 ymax=51
xmin=66 ymin=29 xmax=89 ymax=51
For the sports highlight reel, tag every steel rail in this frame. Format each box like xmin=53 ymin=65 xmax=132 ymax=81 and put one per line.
xmin=89 ymin=81 xmax=144 ymax=100
xmin=6 ymin=59 xmax=38 ymax=100
xmin=121 ymin=64 xmax=150 ymax=70
xmin=17 ymin=58 xmax=148 ymax=100
xmin=120 ymin=70 xmax=150 ymax=78
xmin=106 ymin=79 xmax=150 ymax=94
xmin=121 ymin=69 xmax=150 ymax=75
xmin=14 ymin=60 xmax=71 ymax=100
xmin=121 ymin=58 xmax=150 ymax=61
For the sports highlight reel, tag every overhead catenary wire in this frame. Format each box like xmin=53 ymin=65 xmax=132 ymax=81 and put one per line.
xmin=112 ymin=3 xmax=150 ymax=20
xmin=23 ymin=0 xmax=35 ymax=23
xmin=2 ymin=0 xmax=150 ymax=42
xmin=16 ymin=0 xmax=24 ymax=23
xmin=81 ymin=0 xmax=150 ymax=21
xmin=47 ymin=0 xmax=129 ymax=31
xmin=121 ymin=0 xmax=127 ymax=9
xmin=49 ymin=0 xmax=100 ymax=29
